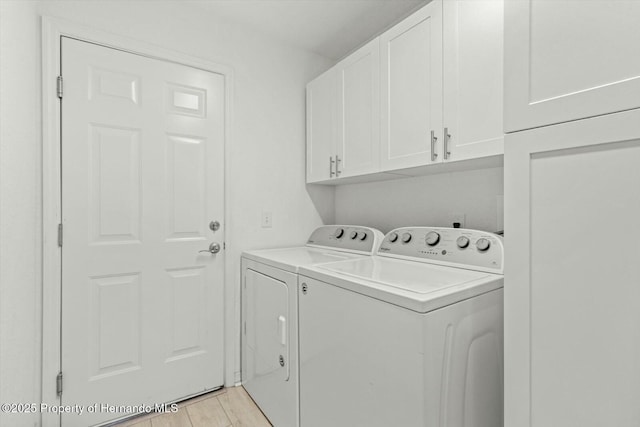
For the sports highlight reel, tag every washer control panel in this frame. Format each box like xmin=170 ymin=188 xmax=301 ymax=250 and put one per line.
xmin=377 ymin=227 xmax=503 ymax=273
xmin=306 ymin=225 xmax=384 ymax=254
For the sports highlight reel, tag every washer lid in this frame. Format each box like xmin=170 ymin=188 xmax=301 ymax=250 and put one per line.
xmin=321 ymin=257 xmax=488 ymax=293
xmin=300 ymin=257 xmax=503 ymax=313
xmin=242 ymin=247 xmax=362 ymax=273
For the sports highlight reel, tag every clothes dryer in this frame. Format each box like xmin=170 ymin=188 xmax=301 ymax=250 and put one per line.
xmin=241 ymin=225 xmax=383 ymax=427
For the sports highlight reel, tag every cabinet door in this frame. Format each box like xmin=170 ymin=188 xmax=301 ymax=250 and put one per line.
xmin=306 ymin=69 xmax=337 ymax=183
xmin=380 ymin=0 xmax=443 ymax=171
xmin=335 ymin=38 xmax=380 ymax=178
xmin=504 ymin=0 xmax=640 ymax=132
xmin=505 ymin=109 xmax=640 ymax=427
xmin=443 ymin=0 xmax=503 ymax=162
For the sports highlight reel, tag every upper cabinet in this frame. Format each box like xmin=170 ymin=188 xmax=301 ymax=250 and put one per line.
xmin=307 ymin=0 xmax=504 ymax=184
xmin=337 ymin=39 xmax=381 ymax=179
xmin=504 ymin=0 xmax=640 ymax=132
xmin=443 ymin=0 xmax=503 ymax=161
xmin=380 ymin=1 xmax=443 ymax=170
xmin=306 ymin=68 xmax=337 ymax=183
xmin=307 ymin=40 xmax=380 ymax=183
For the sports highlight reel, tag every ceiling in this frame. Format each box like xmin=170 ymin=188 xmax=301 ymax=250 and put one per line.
xmin=186 ymin=0 xmax=428 ymax=60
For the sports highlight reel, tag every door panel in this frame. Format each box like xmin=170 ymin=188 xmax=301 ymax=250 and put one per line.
xmin=88 ymin=273 xmax=141 ymax=380
xmin=61 ymin=37 xmax=225 ymax=426
xmin=504 ymin=0 xmax=640 ymax=132
xmin=166 ymin=267 xmax=207 ymax=361
xmin=380 ymin=0 xmax=443 ymax=170
xmin=505 ymin=109 xmax=640 ymax=427
xmin=166 ymin=134 xmax=207 ymax=239
xmin=89 ymin=124 xmax=141 ymax=243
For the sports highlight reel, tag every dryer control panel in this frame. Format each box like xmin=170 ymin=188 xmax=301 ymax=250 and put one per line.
xmin=306 ymin=225 xmax=384 ymax=254
xmin=377 ymin=227 xmax=503 ymax=274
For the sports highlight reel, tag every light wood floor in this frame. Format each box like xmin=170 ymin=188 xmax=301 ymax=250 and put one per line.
xmin=115 ymin=386 xmax=272 ymax=427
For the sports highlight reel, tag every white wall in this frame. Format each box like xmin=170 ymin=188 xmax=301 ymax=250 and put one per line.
xmin=0 ymin=1 xmax=333 ymax=425
xmin=334 ymin=167 xmax=504 ymax=234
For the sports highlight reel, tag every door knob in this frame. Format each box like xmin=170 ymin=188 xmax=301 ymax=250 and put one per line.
xmin=199 ymin=242 xmax=221 ymax=254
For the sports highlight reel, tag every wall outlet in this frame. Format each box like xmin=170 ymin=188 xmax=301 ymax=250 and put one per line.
xmin=451 ymin=213 xmax=466 ymax=228
xmin=261 ymin=211 xmax=273 ymax=228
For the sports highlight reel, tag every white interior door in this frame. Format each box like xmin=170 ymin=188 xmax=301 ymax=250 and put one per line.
xmin=61 ymin=37 xmax=225 ymax=426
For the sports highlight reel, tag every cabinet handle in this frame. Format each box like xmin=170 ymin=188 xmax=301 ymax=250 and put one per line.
xmin=431 ymin=130 xmax=438 ymax=162
xmin=335 ymin=155 xmax=342 ymax=176
xmin=329 ymin=156 xmax=336 ymax=178
xmin=444 ymin=127 xmax=451 ymax=160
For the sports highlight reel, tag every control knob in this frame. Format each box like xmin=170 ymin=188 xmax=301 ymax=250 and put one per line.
xmin=425 ymin=231 xmax=440 ymax=246
xmin=401 ymin=232 xmax=412 ymax=243
xmin=360 ymin=232 xmax=367 ymax=241
xmin=476 ymin=238 xmax=491 ymax=252
xmin=350 ymin=231 xmax=359 ymax=240
xmin=388 ymin=232 xmax=399 ymax=243
xmin=456 ymin=236 xmax=470 ymax=249
xmin=334 ymin=228 xmax=345 ymax=239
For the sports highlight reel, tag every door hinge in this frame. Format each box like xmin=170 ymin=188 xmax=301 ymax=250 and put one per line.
xmin=223 ymin=242 xmax=226 ymax=250
xmin=57 ymin=76 xmax=63 ymax=99
xmin=56 ymin=372 xmax=63 ymax=396
xmin=57 ymin=223 xmax=63 ymax=247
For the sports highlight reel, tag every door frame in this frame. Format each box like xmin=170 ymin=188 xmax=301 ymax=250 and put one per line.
xmin=42 ymin=16 xmax=234 ymax=426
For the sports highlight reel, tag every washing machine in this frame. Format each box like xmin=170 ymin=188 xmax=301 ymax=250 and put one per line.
xmin=298 ymin=227 xmax=504 ymax=427
xmin=241 ymin=225 xmax=384 ymax=427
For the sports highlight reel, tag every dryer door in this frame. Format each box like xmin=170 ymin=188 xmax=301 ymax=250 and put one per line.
xmin=243 ymin=269 xmax=290 ymax=386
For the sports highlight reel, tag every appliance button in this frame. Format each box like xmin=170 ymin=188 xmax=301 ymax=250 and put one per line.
xmin=425 ymin=231 xmax=440 ymax=246
xmin=401 ymin=232 xmax=412 ymax=243
xmin=360 ymin=232 xmax=367 ymax=241
xmin=476 ymin=238 xmax=491 ymax=252
xmin=456 ymin=236 xmax=470 ymax=249
xmin=334 ymin=228 xmax=345 ymax=239
xmin=389 ymin=232 xmax=399 ymax=243
xmin=350 ymin=231 xmax=359 ymax=240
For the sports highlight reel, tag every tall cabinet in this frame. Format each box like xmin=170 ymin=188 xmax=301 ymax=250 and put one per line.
xmin=504 ymin=1 xmax=640 ymax=426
